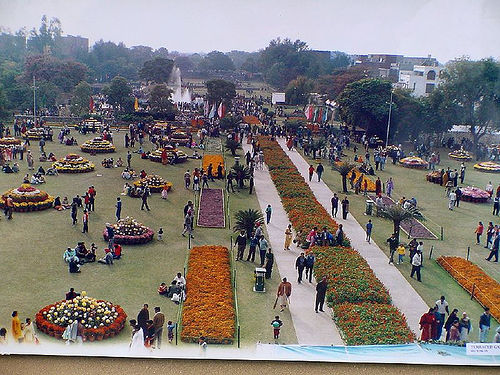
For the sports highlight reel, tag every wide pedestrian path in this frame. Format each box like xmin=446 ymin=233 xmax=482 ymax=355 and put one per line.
xmin=276 ymin=138 xmax=429 ymax=336
xmin=242 ymin=142 xmax=343 ymax=345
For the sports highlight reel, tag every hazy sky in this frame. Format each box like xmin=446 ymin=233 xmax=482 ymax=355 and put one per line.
xmin=0 ymin=0 xmax=499 ymax=64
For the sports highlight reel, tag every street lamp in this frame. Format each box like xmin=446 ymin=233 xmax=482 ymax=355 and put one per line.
xmin=385 ymin=90 xmax=393 ymax=148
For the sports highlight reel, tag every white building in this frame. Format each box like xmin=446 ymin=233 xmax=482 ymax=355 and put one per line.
xmin=398 ymin=65 xmax=444 ymax=97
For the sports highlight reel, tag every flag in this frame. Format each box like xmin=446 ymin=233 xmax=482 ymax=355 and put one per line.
xmin=134 ymin=97 xmax=139 ymax=111
xmin=209 ymin=104 xmax=216 ymax=119
xmin=313 ymin=107 xmax=318 ymax=122
xmin=204 ymin=101 xmax=209 ymax=117
xmin=322 ymin=107 xmax=328 ymax=123
xmin=217 ymin=102 xmax=225 ymax=118
xmin=89 ymin=96 xmax=94 ymax=113
xmin=318 ymin=108 xmax=323 ymax=124
xmin=304 ymin=105 xmax=310 ymax=120
xmin=304 ymin=105 xmax=313 ymax=120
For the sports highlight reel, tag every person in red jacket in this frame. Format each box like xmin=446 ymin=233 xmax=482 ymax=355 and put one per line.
xmin=475 ymin=221 xmax=484 ymax=245
xmin=308 ymin=164 xmax=314 ymax=182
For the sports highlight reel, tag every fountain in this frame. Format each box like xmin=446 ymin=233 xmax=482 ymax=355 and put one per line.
xmin=168 ymin=66 xmax=192 ymax=104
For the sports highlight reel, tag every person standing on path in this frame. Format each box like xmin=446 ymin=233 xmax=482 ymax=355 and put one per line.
xmin=88 ymin=186 xmax=96 ymax=212
xmin=308 ymin=164 xmax=314 ymax=182
xmin=448 ymin=190 xmax=456 ymax=210
xmin=115 ymin=197 xmax=122 ymax=221
xmin=493 ymin=196 xmax=499 ymax=216
xmin=366 ymin=220 xmax=373 ymax=243
xmin=435 ymin=295 xmax=449 ymax=340
xmin=295 ymin=252 xmax=306 ymax=283
xmin=141 ymin=186 xmax=151 ymax=211
xmin=276 ymin=278 xmax=292 ymax=312
xmin=341 ymin=196 xmax=349 ymax=220
xmin=479 ymin=307 xmax=491 ymax=343
xmin=305 ymin=253 xmax=315 ymax=283
xmin=316 ymin=162 xmax=324 ymax=182
xmin=284 ymin=224 xmax=293 ymax=251
xmin=234 ymin=230 xmax=247 ymax=261
xmin=265 ymin=204 xmax=272 ymax=224
xmin=153 ymin=307 xmax=165 ymax=349
xmin=410 ymin=249 xmax=422 ymax=282
xmin=259 ymin=235 xmax=269 ymax=267
xmin=386 ymin=233 xmax=398 ymax=264
xmin=71 ymin=201 xmax=77 ymax=225
xmin=331 ymin=193 xmax=339 ymax=217
xmin=315 ymin=276 xmax=328 ymax=313
xmin=271 ymin=316 xmax=283 ymax=341
xmin=82 ymin=209 xmax=89 ymax=233
xmin=264 ymin=248 xmax=274 ymax=279
xmin=475 ymin=221 xmax=484 ymax=245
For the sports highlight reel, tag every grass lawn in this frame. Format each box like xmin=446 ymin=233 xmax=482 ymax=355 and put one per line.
xmin=0 ymin=130 xmax=296 ymax=348
xmin=296 ymin=141 xmax=500 ymax=341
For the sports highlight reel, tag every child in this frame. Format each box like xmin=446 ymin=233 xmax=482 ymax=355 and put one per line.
xmin=397 ymin=243 xmax=406 ymax=264
xmin=167 ymin=321 xmax=176 ymax=343
xmin=158 ymin=227 xmax=164 ymax=241
xmin=271 ymin=315 xmax=283 ymax=341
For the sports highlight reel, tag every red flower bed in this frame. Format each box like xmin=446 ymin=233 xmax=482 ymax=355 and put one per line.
xmin=197 ymin=188 xmax=225 ymax=228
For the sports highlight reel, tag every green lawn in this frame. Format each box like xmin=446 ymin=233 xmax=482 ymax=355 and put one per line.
xmin=296 ymin=142 xmax=499 ymax=341
xmin=0 ymin=131 xmax=296 ymax=348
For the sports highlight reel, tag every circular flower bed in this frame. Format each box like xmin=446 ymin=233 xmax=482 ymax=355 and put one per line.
xmin=52 ymin=153 xmax=95 ymax=173
xmin=149 ymin=146 xmax=188 ymax=163
xmin=170 ymin=130 xmax=190 ymax=146
xmin=0 ymin=137 xmax=21 ymax=149
xmin=35 ymin=292 xmax=127 ymax=341
xmin=103 ymin=216 xmax=154 ymax=244
xmin=461 ymin=186 xmax=490 ymax=203
xmin=399 ymin=156 xmax=428 ymax=169
xmin=80 ymin=137 xmax=116 ymax=153
xmin=473 ymin=161 xmax=500 ymax=173
xmin=449 ymin=150 xmax=472 ymax=161
xmin=133 ymin=174 xmax=172 ymax=193
xmin=426 ymin=171 xmax=442 ymax=184
xmin=26 ymin=127 xmax=45 ymax=140
xmin=0 ymin=184 xmax=54 ymax=212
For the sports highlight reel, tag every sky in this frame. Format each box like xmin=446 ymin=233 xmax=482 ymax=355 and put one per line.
xmin=0 ymin=0 xmax=499 ymax=64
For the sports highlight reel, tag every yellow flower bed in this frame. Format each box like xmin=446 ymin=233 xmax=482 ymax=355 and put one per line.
xmin=347 ymin=169 xmax=377 ymax=192
xmin=473 ymin=161 xmax=500 ymax=173
xmin=202 ymin=154 xmax=225 ymax=176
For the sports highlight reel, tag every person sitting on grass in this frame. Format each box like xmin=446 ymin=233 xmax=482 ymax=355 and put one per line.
xmin=2 ymin=164 xmax=14 ymax=173
xmin=68 ymin=256 xmax=81 ymax=273
xmin=167 ymin=281 xmax=182 ymax=304
xmin=113 ymin=243 xmax=122 ymax=259
xmin=37 ymin=165 xmax=45 ymax=175
xmin=63 ymin=247 xmax=77 ymax=263
xmin=48 ymin=152 xmax=57 ymax=162
xmin=98 ymin=248 xmax=114 ymax=265
xmin=157 ymin=282 xmax=168 ymax=295
xmin=46 ymin=166 xmax=58 ymax=176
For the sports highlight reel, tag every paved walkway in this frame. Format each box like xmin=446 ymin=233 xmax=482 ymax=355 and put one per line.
xmin=242 ymin=142 xmax=343 ymax=345
xmin=276 ymin=138 xmax=429 ymax=336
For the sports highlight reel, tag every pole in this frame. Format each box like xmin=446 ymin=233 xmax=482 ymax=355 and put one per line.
xmin=183 ymin=266 xmax=186 ymax=277
xmin=188 ymin=234 xmax=191 ymax=250
xmin=175 ymin=323 xmax=178 ymax=345
xmin=385 ymin=90 xmax=393 ymax=148
xmin=471 ymin=284 xmax=475 ymax=300
xmin=466 ymin=246 xmax=470 ymax=261
xmin=237 ymin=325 xmax=240 ymax=348
xmin=429 ymin=245 xmax=434 ymax=260
xmin=32 ymin=75 xmax=36 ymax=126
xmin=440 ymin=227 xmax=444 ymax=241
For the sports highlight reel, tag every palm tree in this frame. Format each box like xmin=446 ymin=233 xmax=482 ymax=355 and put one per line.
xmin=332 ymin=162 xmax=356 ymax=193
xmin=378 ymin=204 xmax=424 ymax=242
xmin=234 ymin=209 xmax=264 ymax=238
xmin=225 ymin=138 xmax=241 ymax=156
xmin=231 ymin=163 xmax=251 ymax=188
xmin=219 ymin=115 xmax=242 ymax=132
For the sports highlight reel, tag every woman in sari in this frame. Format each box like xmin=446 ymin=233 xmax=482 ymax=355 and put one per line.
xmin=284 ymin=224 xmax=293 ymax=251
xmin=419 ymin=307 xmax=436 ymax=341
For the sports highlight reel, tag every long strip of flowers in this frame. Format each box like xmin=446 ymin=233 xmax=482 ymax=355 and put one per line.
xmin=259 ymin=136 xmax=415 ymax=345
xmin=437 ymin=256 xmax=500 ymax=321
xmin=181 ymin=245 xmax=235 ymax=344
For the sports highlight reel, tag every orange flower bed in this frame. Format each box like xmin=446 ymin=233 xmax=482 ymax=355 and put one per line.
xmin=181 ymin=245 xmax=235 ymax=344
xmin=242 ymin=115 xmax=261 ymax=125
xmin=437 ymin=256 xmax=500 ymax=321
xmin=347 ymin=169 xmax=377 ymax=192
xmin=202 ymin=154 xmax=225 ymax=176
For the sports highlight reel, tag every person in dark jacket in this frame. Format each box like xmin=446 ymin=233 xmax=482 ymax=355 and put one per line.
xmin=304 ymin=253 xmax=315 ymax=283
xmin=315 ymin=276 xmax=328 ymax=313
xmin=295 ymin=252 xmax=306 ymax=283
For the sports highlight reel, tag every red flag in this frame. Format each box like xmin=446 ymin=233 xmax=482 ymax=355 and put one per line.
xmin=89 ymin=96 xmax=94 ymax=112
xmin=317 ymin=108 xmax=323 ymax=123
xmin=217 ymin=102 xmax=225 ymax=118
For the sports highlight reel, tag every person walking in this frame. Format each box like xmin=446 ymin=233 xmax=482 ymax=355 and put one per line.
xmin=152 ymin=307 xmax=165 ymax=349
xmin=485 ymin=233 xmax=499 ymax=262
xmin=115 ymin=197 xmax=122 ymax=221
xmin=410 ymin=249 xmax=422 ymax=282
xmin=308 ymin=164 xmax=314 ymax=182
xmin=284 ymin=224 xmax=293 ymax=251
xmin=386 ymin=177 xmax=394 ymax=197
xmin=475 ymin=221 xmax=484 ymax=245
xmin=82 ymin=209 xmax=89 ymax=233
xmin=295 ymin=252 xmax=306 ymax=283
xmin=247 ymin=232 xmax=258 ymax=262
xmin=127 ymin=151 xmax=132 ymax=169
xmin=234 ymin=230 xmax=247 ymax=261
xmin=316 ymin=162 xmax=324 ymax=182
xmin=181 ymin=213 xmax=193 ymax=238
xmin=315 ymin=276 xmax=328 ymax=313
xmin=271 ymin=316 xmax=283 ymax=341
xmin=71 ymin=201 xmax=78 ymax=225
xmin=366 ymin=220 xmax=373 ymax=243
xmin=341 ymin=196 xmax=349 ymax=220
xmin=455 ymin=187 xmax=462 ymax=207
xmin=386 ymin=233 xmax=398 ymax=264
xmin=264 ymin=248 xmax=274 ymax=279
xmin=331 ymin=193 xmax=339 ymax=217
xmin=276 ymin=277 xmax=292 ymax=312
xmin=479 ymin=307 xmax=491 ymax=343
xmin=493 ymin=196 xmax=499 ymax=216
xmin=88 ymin=186 xmax=96 ymax=212
xmin=5 ymin=194 xmax=14 ymax=220
xmin=434 ymin=295 xmax=449 ymax=340
xmin=141 ymin=186 xmax=151 ymax=211
xmin=265 ymin=204 xmax=272 ymax=224
xmin=305 ymin=253 xmax=315 ymax=283
xmin=448 ymin=190 xmax=456 ymax=210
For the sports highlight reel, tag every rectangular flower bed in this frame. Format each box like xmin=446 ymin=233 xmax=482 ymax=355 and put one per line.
xmin=181 ymin=245 xmax=235 ymax=344
xmin=437 ymin=256 xmax=500 ymax=321
xmin=202 ymin=154 xmax=224 ymax=176
xmin=197 ymin=188 xmax=225 ymax=228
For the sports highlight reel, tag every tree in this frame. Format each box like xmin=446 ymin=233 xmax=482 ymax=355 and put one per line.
xmin=27 ymin=15 xmax=62 ymax=55
xmin=219 ymin=114 xmax=242 ymax=131
xmin=104 ymin=76 xmax=132 ymax=112
xmin=231 ymin=163 xmax=251 ymax=188
xmin=70 ymin=81 xmax=92 ymax=116
xmin=174 ymin=56 xmax=194 ymax=73
xmin=332 ymin=162 xmax=356 ymax=193
xmin=198 ymin=51 xmax=235 ymax=71
xmin=337 ymin=78 xmax=392 ymax=138
xmin=225 ymin=138 xmax=241 ymax=156
xmin=139 ymin=57 xmax=174 ymax=83
xmin=241 ymin=56 xmax=260 ymax=73
xmin=314 ymin=66 xmax=368 ymax=100
xmin=149 ymin=84 xmax=174 ymax=112
xmin=234 ymin=209 xmax=264 ymax=239
xmin=285 ymin=76 xmax=314 ymax=105
xmin=206 ymin=79 xmax=236 ymax=106
xmin=0 ymin=84 xmax=9 ymax=120
xmin=378 ymin=205 xmax=423 ymax=243
xmin=435 ymin=58 xmax=500 ymax=152
xmin=391 ymin=89 xmax=426 ymax=142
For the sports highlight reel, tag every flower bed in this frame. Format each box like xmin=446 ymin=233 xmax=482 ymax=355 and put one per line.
xmin=346 ymin=168 xmax=376 ymax=192
xmin=0 ymin=184 xmax=54 ymax=212
xmin=81 ymin=137 xmax=116 ymax=153
xmin=474 ymin=161 xmax=500 ymax=173
xmin=133 ymin=174 xmax=172 ymax=193
xmin=26 ymin=127 xmax=45 ymax=140
xmin=448 ymin=150 xmax=472 ymax=161
xmin=103 ymin=217 xmax=154 ymax=244
xmin=426 ymin=171 xmax=442 ymax=184
xmin=333 ymin=303 xmax=416 ymax=345
xmin=52 ymin=153 xmax=95 ymax=173
xmin=35 ymin=292 xmax=127 ymax=341
xmin=399 ymin=156 xmax=428 ymax=169
xmin=202 ymin=154 xmax=224 ymax=177
xmin=437 ymin=256 xmax=500 ymax=321
xmin=197 ymin=188 xmax=225 ymax=228
xmin=259 ymin=136 xmax=414 ymax=344
xmin=181 ymin=245 xmax=234 ymax=344
xmin=242 ymin=115 xmax=261 ymax=125
xmin=460 ymin=186 xmax=490 ymax=203
xmin=0 ymin=137 xmax=21 ymax=149
xmin=170 ymin=130 xmax=190 ymax=146
xmin=148 ymin=146 xmax=188 ymax=163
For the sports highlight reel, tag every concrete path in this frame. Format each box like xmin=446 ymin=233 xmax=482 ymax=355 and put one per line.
xmin=242 ymin=142 xmax=343 ymax=345
xmin=276 ymin=138 xmax=429 ymax=336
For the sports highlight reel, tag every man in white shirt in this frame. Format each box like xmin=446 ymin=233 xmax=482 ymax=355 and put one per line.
xmin=410 ymin=250 xmax=422 ymax=282
xmin=435 ymin=295 xmax=449 ymax=340
xmin=449 ymin=191 xmax=456 ymax=210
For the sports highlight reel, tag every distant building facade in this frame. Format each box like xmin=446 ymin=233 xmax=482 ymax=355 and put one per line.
xmin=398 ymin=65 xmax=444 ymax=96
xmin=55 ymin=35 xmax=89 ymax=58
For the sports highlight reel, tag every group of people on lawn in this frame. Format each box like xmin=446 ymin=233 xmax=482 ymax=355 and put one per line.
xmin=63 ymin=241 xmax=122 ymax=273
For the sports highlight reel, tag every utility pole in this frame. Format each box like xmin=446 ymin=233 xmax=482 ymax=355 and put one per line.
xmin=385 ymin=90 xmax=393 ymax=148
xmin=32 ymin=76 xmax=38 ymax=126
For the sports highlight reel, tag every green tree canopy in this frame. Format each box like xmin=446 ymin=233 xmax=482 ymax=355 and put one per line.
xmin=148 ymin=84 xmax=174 ymax=112
xmin=27 ymin=15 xmax=62 ymax=55
xmin=314 ymin=66 xmax=368 ymax=100
xmin=139 ymin=57 xmax=174 ymax=83
xmin=198 ymin=51 xmax=235 ymax=71
xmin=285 ymin=76 xmax=314 ymax=105
xmin=104 ymin=75 xmax=132 ymax=112
xmin=70 ymin=81 xmax=92 ymax=116
xmin=206 ymin=79 xmax=236 ymax=106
